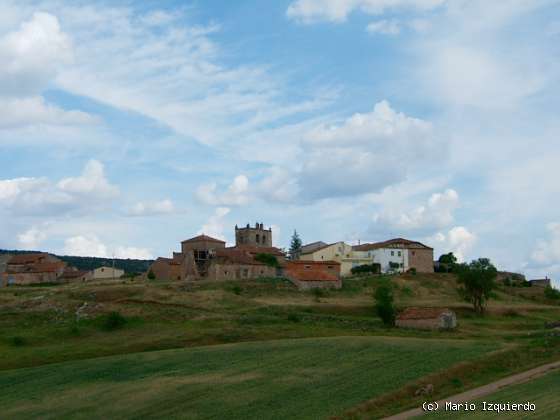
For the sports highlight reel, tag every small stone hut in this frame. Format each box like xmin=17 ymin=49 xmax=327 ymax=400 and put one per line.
xmin=396 ymin=307 xmax=457 ymax=330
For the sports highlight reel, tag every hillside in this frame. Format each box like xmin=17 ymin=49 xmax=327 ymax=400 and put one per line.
xmin=1 ymin=273 xmax=559 ymax=418
xmin=0 ymin=249 xmax=153 ymax=273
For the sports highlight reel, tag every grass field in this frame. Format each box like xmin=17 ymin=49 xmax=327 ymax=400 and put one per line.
xmin=1 ymin=273 xmax=559 ymax=419
xmin=420 ymin=369 xmax=560 ymax=419
xmin=0 ymin=336 xmax=499 ymax=420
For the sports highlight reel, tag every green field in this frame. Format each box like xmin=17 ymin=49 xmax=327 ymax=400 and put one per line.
xmin=1 ymin=274 xmax=559 ymax=419
xmin=0 ymin=336 xmax=498 ymax=419
xmin=421 ymin=369 xmax=560 ymax=419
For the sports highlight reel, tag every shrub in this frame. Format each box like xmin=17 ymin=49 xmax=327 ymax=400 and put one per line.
xmin=232 ymin=285 xmax=242 ymax=295
xmin=374 ymin=282 xmax=395 ymax=326
xmin=407 ymin=267 xmax=417 ymax=275
xmin=544 ymin=286 xmax=560 ymax=300
xmin=10 ymin=336 xmax=26 ymax=347
xmin=287 ymin=313 xmax=302 ymax=323
xmin=102 ymin=311 xmax=127 ymax=331
xmin=351 ymin=263 xmax=381 ymax=275
xmin=254 ymin=253 xmax=279 ymax=267
xmin=147 ymin=269 xmax=156 ymax=281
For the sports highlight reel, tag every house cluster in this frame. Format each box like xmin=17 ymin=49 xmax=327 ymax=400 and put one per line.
xmin=0 ymin=253 xmax=125 ymax=287
xmin=147 ymin=222 xmax=435 ymax=290
xmin=148 ymin=223 xmax=341 ymax=290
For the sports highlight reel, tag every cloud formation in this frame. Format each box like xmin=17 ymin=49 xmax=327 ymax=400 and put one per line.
xmin=195 ymin=175 xmax=250 ymax=206
xmin=286 ymin=0 xmax=445 ymax=23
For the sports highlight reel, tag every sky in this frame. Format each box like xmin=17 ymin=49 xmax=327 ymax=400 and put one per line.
xmin=1 ymin=0 xmax=559 ymax=286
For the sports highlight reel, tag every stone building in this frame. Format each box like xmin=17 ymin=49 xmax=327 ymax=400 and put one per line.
xmin=353 ymin=238 xmax=434 ymax=273
xmin=299 ymin=241 xmax=371 ymax=277
xmin=529 ymin=277 xmax=552 ymax=287
xmin=147 ymin=227 xmax=284 ymax=282
xmin=235 ymin=222 xmax=272 ymax=247
xmin=0 ymin=253 xmax=67 ymax=286
xmin=396 ymin=307 xmax=457 ymax=330
xmin=284 ymin=260 xmax=341 ymax=290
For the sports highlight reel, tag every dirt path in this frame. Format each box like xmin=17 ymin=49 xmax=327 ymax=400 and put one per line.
xmin=383 ymin=360 xmax=560 ymax=420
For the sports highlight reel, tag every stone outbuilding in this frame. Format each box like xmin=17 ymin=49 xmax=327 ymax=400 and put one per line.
xmin=0 ymin=253 xmax=67 ymax=286
xmin=396 ymin=307 xmax=457 ymax=330
xmin=283 ymin=260 xmax=341 ymax=290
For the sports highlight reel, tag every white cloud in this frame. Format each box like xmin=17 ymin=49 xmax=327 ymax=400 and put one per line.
xmin=42 ymin=4 xmax=329 ymax=150
xmin=374 ymin=189 xmax=459 ymax=230
xmin=286 ymin=0 xmax=446 ymax=23
xmin=366 ymin=20 xmax=401 ymax=35
xmin=0 ymin=11 xmax=72 ymax=97
xmin=195 ymin=175 xmax=250 ymax=206
xmin=127 ymin=199 xmax=175 ymax=217
xmin=0 ymin=96 xmax=96 ymax=129
xmin=296 ymin=100 xmax=438 ymax=199
xmin=63 ymin=235 xmax=108 ymax=257
xmin=198 ymin=207 xmax=230 ymax=241
xmin=257 ymin=168 xmax=300 ymax=203
xmin=114 ymin=246 xmax=153 ymax=260
xmin=429 ymin=226 xmax=476 ymax=262
xmin=417 ymin=44 xmax=544 ymax=109
xmin=63 ymin=234 xmax=153 ymax=259
xmin=0 ymin=160 xmax=118 ymax=216
xmin=17 ymin=226 xmax=47 ymax=249
xmin=531 ymin=223 xmax=560 ymax=266
xmin=57 ymin=160 xmax=119 ymax=198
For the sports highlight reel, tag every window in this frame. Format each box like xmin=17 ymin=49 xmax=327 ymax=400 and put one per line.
xmin=305 ymin=265 xmax=311 ymax=269
xmin=338 ymin=246 xmax=342 ymax=252
xmin=101 ymin=268 xmax=104 ymax=272
xmin=321 ymin=255 xmax=324 ymax=260
xmin=398 ymin=251 xmax=401 ymax=257
xmin=412 ymin=251 xmax=416 ymax=256
xmin=263 ymin=235 xmax=266 ymax=243
xmin=390 ymin=251 xmax=394 ymax=256
xmin=400 ymin=263 xmax=404 ymax=268
xmin=256 ymin=234 xmax=260 ymax=243
xmin=243 ymin=269 xmax=249 ymax=277
xmin=327 ymin=265 xmax=333 ymax=269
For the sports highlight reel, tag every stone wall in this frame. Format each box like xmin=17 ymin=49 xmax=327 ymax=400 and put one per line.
xmin=206 ymin=262 xmax=276 ymax=281
xmin=235 ymin=223 xmax=273 ymax=247
xmin=407 ymin=248 xmax=434 ymax=273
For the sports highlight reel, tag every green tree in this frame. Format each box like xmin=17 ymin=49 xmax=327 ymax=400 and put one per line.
xmin=289 ymin=230 xmax=302 ymax=260
xmin=374 ymin=282 xmax=395 ymax=326
xmin=456 ymin=258 xmax=497 ymax=314
xmin=147 ymin=269 xmax=156 ymax=281
xmin=438 ymin=252 xmax=458 ymax=272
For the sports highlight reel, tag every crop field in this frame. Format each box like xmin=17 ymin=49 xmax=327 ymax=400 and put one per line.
xmin=421 ymin=369 xmax=560 ymax=419
xmin=0 ymin=336 xmax=499 ymax=420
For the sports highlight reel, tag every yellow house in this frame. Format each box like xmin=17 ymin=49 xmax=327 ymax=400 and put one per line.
xmin=91 ymin=266 xmax=125 ymax=280
xmin=299 ymin=241 xmax=372 ymax=276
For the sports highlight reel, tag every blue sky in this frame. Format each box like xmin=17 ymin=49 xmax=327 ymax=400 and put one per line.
xmin=1 ymin=0 xmax=560 ymax=285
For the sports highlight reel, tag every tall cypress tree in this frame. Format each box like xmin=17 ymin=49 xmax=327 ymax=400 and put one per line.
xmin=289 ymin=230 xmax=302 ymax=260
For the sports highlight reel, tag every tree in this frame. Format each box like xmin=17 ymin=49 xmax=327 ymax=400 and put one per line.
xmin=456 ymin=258 xmax=497 ymax=314
xmin=374 ymin=282 xmax=396 ymax=326
xmin=289 ymin=230 xmax=302 ymax=260
xmin=147 ymin=269 xmax=156 ymax=281
xmin=438 ymin=252 xmax=458 ymax=272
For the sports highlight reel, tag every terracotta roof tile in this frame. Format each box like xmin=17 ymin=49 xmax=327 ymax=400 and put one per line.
xmin=8 ymin=253 xmax=50 ymax=264
xmin=397 ymin=307 xmax=453 ymax=320
xmin=353 ymin=238 xmax=433 ymax=251
xmin=181 ymin=234 xmax=226 ymax=244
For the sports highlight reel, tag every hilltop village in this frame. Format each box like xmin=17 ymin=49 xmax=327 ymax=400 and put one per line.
xmin=147 ymin=222 xmax=435 ymax=290
xmin=1 ymin=222 xmax=553 ymax=292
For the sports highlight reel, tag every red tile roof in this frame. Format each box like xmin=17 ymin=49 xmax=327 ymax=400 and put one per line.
xmin=230 ymin=245 xmax=285 ymax=256
xmin=8 ymin=253 xmax=50 ymax=264
xmin=397 ymin=307 xmax=453 ymax=320
xmin=214 ymin=249 xmax=264 ymax=265
xmin=287 ymin=270 xmax=339 ymax=282
xmin=353 ymin=238 xmax=433 ymax=251
xmin=22 ymin=262 xmax=65 ymax=273
xmin=287 ymin=260 xmax=340 ymax=266
xmin=181 ymin=234 xmax=226 ymax=244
